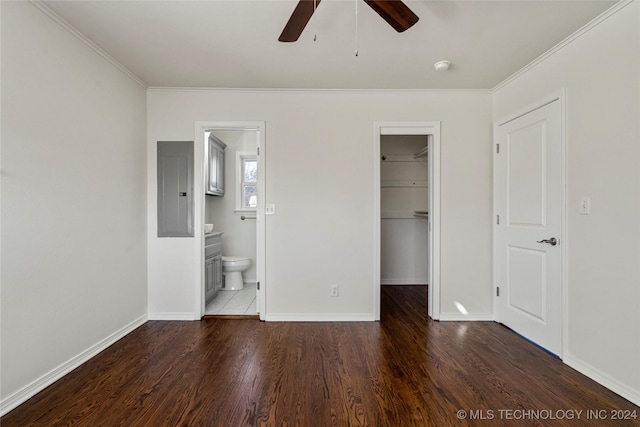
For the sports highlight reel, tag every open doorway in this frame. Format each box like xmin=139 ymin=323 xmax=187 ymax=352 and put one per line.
xmin=373 ymin=122 xmax=441 ymax=320
xmin=194 ymin=121 xmax=266 ymax=320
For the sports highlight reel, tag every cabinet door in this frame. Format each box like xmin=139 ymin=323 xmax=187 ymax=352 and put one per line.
xmin=205 ymin=257 xmax=216 ymax=302
xmin=206 ymin=135 xmax=226 ymax=196
xmin=214 ymin=254 xmax=223 ymax=293
xmin=216 ymin=149 xmax=225 ymax=195
xmin=206 ymin=142 xmax=219 ymax=195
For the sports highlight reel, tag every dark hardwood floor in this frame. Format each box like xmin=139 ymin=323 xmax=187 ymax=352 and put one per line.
xmin=3 ymin=286 xmax=639 ymax=426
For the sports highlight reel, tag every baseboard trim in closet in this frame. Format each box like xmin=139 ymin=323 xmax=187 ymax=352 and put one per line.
xmin=381 ymin=280 xmax=428 ymax=285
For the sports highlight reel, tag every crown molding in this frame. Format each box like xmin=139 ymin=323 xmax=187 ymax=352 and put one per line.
xmin=147 ymin=87 xmax=491 ymax=95
xmin=28 ymin=1 xmax=148 ymax=89
xmin=492 ymin=0 xmax=634 ymax=93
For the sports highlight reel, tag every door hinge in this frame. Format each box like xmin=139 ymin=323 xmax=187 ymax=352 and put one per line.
xmin=496 ymin=287 xmax=500 ymax=297
xmin=496 ymin=144 xmax=500 ymax=154
xmin=257 ymin=281 xmax=260 ymax=290
xmin=496 ymin=214 xmax=500 ymax=225
xmin=257 ymin=147 xmax=260 ymax=156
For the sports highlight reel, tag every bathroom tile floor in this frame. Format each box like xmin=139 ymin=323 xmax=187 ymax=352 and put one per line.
xmin=205 ymin=283 xmax=257 ymax=315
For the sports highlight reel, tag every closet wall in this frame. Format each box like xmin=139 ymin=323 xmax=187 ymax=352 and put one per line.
xmin=380 ymin=135 xmax=429 ymax=285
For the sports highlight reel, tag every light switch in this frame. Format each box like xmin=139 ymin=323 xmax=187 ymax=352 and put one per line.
xmin=266 ymin=204 xmax=276 ymax=215
xmin=580 ymin=197 xmax=590 ymax=215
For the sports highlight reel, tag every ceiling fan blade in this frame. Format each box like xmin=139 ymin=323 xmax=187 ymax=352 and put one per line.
xmin=279 ymin=0 xmax=322 ymax=42
xmin=363 ymin=0 xmax=419 ymax=33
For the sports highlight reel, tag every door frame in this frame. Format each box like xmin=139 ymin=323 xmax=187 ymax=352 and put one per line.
xmin=492 ymin=90 xmax=568 ymax=358
xmin=373 ymin=121 xmax=441 ymax=320
xmin=194 ymin=121 xmax=266 ymax=320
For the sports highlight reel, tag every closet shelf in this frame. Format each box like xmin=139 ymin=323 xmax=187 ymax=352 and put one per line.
xmin=381 ymin=154 xmax=426 ymax=162
xmin=381 ymin=180 xmax=428 ymax=188
xmin=382 ymin=211 xmax=426 ymax=219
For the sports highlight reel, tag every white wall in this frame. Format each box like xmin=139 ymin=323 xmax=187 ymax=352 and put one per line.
xmin=206 ymin=130 xmax=258 ymax=284
xmin=0 ymin=2 xmax=147 ymax=411
xmin=147 ymin=89 xmax=493 ymax=320
xmin=492 ymin=2 xmax=640 ymax=405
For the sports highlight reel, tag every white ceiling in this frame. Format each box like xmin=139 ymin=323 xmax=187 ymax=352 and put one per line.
xmin=42 ymin=0 xmax=616 ymax=90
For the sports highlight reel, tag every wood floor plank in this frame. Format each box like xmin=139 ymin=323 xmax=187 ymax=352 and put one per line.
xmin=3 ymin=286 xmax=639 ymax=426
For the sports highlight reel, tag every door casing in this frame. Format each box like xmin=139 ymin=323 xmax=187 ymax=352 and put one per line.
xmin=194 ymin=121 xmax=266 ymax=320
xmin=373 ymin=122 xmax=441 ymax=320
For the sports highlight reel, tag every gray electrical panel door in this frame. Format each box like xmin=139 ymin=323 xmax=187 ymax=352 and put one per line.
xmin=157 ymin=141 xmax=194 ymax=237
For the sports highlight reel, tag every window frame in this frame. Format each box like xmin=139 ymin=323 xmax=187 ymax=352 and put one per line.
xmin=235 ymin=152 xmax=258 ymax=213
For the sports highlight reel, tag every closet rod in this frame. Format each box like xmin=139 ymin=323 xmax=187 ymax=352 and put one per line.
xmin=413 ymin=145 xmax=428 ymax=159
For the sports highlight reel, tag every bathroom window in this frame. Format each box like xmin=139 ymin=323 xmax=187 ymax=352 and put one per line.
xmin=236 ymin=153 xmax=257 ymax=212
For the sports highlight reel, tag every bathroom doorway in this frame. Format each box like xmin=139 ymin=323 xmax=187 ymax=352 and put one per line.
xmin=194 ymin=121 xmax=266 ymax=320
xmin=373 ymin=122 xmax=441 ymax=320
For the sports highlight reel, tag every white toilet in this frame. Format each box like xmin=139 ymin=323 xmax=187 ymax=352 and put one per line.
xmin=221 ymin=256 xmax=251 ymax=291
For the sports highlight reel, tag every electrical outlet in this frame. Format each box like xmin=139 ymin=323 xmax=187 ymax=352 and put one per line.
xmin=330 ymin=285 xmax=339 ymax=297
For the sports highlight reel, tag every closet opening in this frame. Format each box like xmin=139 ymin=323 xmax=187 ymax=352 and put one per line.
xmin=373 ymin=122 xmax=441 ymax=320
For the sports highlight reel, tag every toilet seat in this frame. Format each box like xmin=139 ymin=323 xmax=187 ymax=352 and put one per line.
xmin=222 ymin=256 xmax=250 ymax=268
xmin=222 ymin=256 xmax=249 ymax=263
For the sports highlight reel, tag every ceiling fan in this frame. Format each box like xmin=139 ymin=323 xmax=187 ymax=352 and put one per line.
xmin=279 ymin=0 xmax=419 ymax=42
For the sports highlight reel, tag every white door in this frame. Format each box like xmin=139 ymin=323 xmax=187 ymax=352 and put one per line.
xmin=495 ymin=99 xmax=563 ymax=355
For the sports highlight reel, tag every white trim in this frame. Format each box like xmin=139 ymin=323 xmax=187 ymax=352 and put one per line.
xmin=0 ymin=315 xmax=147 ymax=416
xmin=493 ymin=90 xmax=568 ymax=359
xmin=147 ymin=87 xmax=491 ymax=95
xmin=194 ymin=121 xmax=267 ymax=321
xmin=28 ymin=1 xmax=147 ymax=89
xmin=439 ymin=313 xmax=494 ymax=322
xmin=492 ymin=1 xmax=633 ymax=92
xmin=564 ymin=355 xmax=640 ymax=407
xmin=147 ymin=312 xmax=197 ymax=321
xmin=373 ymin=122 xmax=441 ymax=321
xmin=380 ymin=126 xmax=434 ymax=135
xmin=265 ymin=313 xmax=374 ymax=322
xmin=429 ymin=130 xmax=441 ymax=320
xmin=560 ymin=90 xmax=570 ymax=362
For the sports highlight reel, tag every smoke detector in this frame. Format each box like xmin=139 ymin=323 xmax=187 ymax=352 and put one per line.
xmin=433 ymin=60 xmax=451 ymax=72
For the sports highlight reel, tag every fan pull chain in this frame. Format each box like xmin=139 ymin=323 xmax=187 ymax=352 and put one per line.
xmin=313 ymin=0 xmax=317 ymax=41
xmin=355 ymin=0 xmax=359 ymax=56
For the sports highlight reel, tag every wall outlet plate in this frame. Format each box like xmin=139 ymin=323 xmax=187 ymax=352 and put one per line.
xmin=330 ymin=285 xmax=339 ymax=297
xmin=580 ymin=197 xmax=590 ymax=215
xmin=266 ymin=204 xmax=276 ymax=215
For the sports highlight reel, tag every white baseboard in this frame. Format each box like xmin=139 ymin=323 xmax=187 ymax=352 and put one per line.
xmin=381 ymin=279 xmax=427 ymax=285
xmin=438 ymin=312 xmax=494 ymax=321
xmin=265 ymin=313 xmax=375 ymax=322
xmin=0 ymin=314 xmax=148 ymax=417
xmin=564 ymin=354 xmax=640 ymax=407
xmin=147 ymin=312 xmax=196 ymax=321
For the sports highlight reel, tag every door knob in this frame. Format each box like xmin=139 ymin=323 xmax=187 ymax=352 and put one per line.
xmin=537 ymin=237 xmax=557 ymax=246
